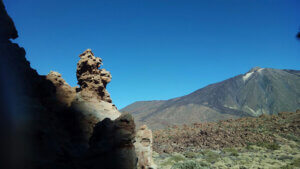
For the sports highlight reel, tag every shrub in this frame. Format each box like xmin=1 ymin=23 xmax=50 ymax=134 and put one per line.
xmin=280 ymin=158 xmax=300 ymax=169
xmin=171 ymin=160 xmax=202 ymax=169
xmin=170 ymin=154 xmax=186 ymax=162
xmin=257 ymin=142 xmax=280 ymax=150
xmin=223 ymin=148 xmax=239 ymax=156
xmin=202 ymin=150 xmax=220 ymax=163
xmin=282 ymin=134 xmax=299 ymax=142
xmin=161 ymin=154 xmax=186 ymax=166
xmin=246 ymin=142 xmax=254 ymax=150
xmin=184 ymin=152 xmax=198 ymax=158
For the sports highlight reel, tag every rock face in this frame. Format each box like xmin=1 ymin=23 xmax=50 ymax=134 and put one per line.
xmin=135 ymin=125 xmax=157 ymax=169
xmin=0 ymin=1 xmax=136 ymax=168
xmin=0 ymin=0 xmax=18 ymax=41
xmin=84 ymin=113 xmax=137 ymax=169
xmin=72 ymin=49 xmax=121 ymax=138
xmin=71 ymin=97 xmax=121 ymax=138
xmin=76 ymin=49 xmax=112 ymax=103
xmin=46 ymin=71 xmax=76 ymax=106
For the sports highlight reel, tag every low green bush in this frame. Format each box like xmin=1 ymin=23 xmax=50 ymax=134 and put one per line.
xmin=257 ymin=142 xmax=280 ymax=150
xmin=161 ymin=154 xmax=186 ymax=166
xmin=222 ymin=148 xmax=239 ymax=156
xmin=171 ymin=160 xmax=202 ymax=169
xmin=280 ymin=158 xmax=300 ymax=169
xmin=202 ymin=150 xmax=220 ymax=163
xmin=184 ymin=152 xmax=198 ymax=158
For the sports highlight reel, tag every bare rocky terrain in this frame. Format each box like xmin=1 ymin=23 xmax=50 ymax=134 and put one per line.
xmin=152 ymin=111 xmax=300 ymax=169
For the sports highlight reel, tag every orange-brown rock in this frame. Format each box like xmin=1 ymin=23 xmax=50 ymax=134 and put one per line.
xmin=71 ymin=49 xmax=121 ymax=137
xmin=76 ymin=49 xmax=112 ymax=103
xmin=46 ymin=71 xmax=76 ymax=106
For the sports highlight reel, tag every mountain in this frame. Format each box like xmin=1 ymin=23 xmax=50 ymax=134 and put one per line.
xmin=122 ymin=67 xmax=300 ymax=129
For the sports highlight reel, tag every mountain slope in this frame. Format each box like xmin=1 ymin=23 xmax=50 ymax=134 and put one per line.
xmin=122 ymin=67 xmax=300 ymax=129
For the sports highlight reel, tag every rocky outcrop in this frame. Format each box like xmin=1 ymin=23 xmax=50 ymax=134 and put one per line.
xmin=72 ymin=49 xmax=121 ymax=138
xmin=46 ymin=71 xmax=76 ymax=106
xmin=76 ymin=49 xmax=112 ymax=103
xmin=0 ymin=1 xmax=66 ymax=168
xmin=83 ymin=113 xmax=137 ymax=169
xmin=0 ymin=1 xmax=136 ymax=168
xmin=71 ymin=97 xmax=121 ymax=138
xmin=0 ymin=0 xmax=18 ymax=41
xmin=135 ymin=125 xmax=157 ymax=169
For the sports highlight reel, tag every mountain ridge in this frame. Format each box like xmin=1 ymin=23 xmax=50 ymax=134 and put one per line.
xmin=122 ymin=67 xmax=300 ymax=129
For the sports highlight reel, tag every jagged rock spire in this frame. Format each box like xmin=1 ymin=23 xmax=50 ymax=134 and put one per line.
xmin=76 ymin=49 xmax=112 ymax=103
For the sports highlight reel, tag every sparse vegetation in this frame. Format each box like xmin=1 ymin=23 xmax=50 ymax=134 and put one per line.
xmin=280 ymin=158 xmax=300 ymax=169
xmin=202 ymin=150 xmax=220 ymax=163
xmin=281 ymin=133 xmax=299 ymax=142
xmin=153 ymin=111 xmax=300 ymax=169
xmin=171 ymin=161 xmax=202 ymax=169
xmin=153 ymin=111 xmax=299 ymax=154
xmin=256 ymin=142 xmax=280 ymax=150
xmin=161 ymin=154 xmax=186 ymax=166
xmin=222 ymin=147 xmax=239 ymax=156
xmin=183 ymin=152 xmax=198 ymax=159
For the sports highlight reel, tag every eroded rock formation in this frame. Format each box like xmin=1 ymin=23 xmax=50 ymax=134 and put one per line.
xmin=71 ymin=49 xmax=121 ymax=138
xmin=46 ymin=71 xmax=76 ymax=106
xmin=135 ymin=125 xmax=157 ymax=169
xmin=0 ymin=1 xmax=136 ymax=168
xmin=76 ymin=49 xmax=112 ymax=103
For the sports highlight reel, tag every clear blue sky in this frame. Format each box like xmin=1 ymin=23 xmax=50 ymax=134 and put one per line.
xmin=4 ymin=0 xmax=300 ymax=109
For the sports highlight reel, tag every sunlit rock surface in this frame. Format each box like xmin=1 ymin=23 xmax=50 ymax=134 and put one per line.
xmin=135 ymin=125 xmax=157 ymax=169
xmin=46 ymin=71 xmax=76 ymax=106
xmin=76 ymin=49 xmax=112 ymax=103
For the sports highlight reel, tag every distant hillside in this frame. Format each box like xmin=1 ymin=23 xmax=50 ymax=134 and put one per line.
xmin=121 ymin=67 xmax=300 ymax=129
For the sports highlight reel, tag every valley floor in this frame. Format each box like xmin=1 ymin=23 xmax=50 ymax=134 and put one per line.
xmin=152 ymin=111 xmax=300 ymax=169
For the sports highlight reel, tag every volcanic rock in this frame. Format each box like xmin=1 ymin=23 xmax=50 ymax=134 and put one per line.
xmin=84 ymin=113 xmax=137 ymax=169
xmin=122 ymin=67 xmax=300 ymax=129
xmin=76 ymin=49 xmax=112 ymax=103
xmin=135 ymin=125 xmax=157 ymax=169
xmin=72 ymin=49 xmax=121 ymax=137
xmin=0 ymin=0 xmax=18 ymax=41
xmin=46 ymin=71 xmax=76 ymax=106
xmin=0 ymin=1 xmax=137 ymax=168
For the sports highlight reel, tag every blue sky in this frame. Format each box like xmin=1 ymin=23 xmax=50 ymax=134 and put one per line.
xmin=4 ymin=0 xmax=300 ymax=109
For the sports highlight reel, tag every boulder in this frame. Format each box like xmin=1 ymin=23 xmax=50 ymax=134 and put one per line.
xmin=84 ymin=113 xmax=137 ymax=169
xmin=71 ymin=94 xmax=121 ymax=138
xmin=135 ymin=125 xmax=157 ymax=169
